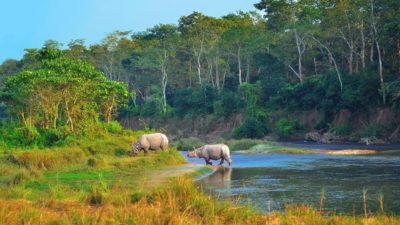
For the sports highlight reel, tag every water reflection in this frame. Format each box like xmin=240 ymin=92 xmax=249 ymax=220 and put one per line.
xmin=199 ymin=166 xmax=232 ymax=190
xmin=192 ymin=153 xmax=400 ymax=215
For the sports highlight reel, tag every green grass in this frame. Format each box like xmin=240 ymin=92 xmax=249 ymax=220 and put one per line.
xmin=1 ymin=130 xmax=399 ymax=224
xmin=226 ymin=139 xmax=312 ymax=154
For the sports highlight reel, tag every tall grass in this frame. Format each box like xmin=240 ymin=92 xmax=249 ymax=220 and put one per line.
xmin=1 ymin=178 xmax=400 ymax=225
xmin=1 ymin=129 xmax=400 ymax=224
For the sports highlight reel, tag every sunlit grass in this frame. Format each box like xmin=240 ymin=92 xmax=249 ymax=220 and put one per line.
xmin=1 ymin=131 xmax=399 ymax=224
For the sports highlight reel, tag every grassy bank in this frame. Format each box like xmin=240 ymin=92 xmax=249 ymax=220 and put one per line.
xmin=0 ymin=129 xmax=185 ymax=201
xmin=177 ymin=137 xmax=311 ymax=154
xmin=1 ymin=130 xmax=399 ymax=224
xmin=0 ymin=176 xmax=400 ymax=225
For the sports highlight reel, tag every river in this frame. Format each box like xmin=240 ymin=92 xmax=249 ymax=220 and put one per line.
xmin=183 ymin=144 xmax=400 ymax=215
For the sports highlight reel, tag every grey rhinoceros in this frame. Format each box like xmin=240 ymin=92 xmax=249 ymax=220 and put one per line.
xmin=187 ymin=144 xmax=232 ymax=166
xmin=130 ymin=133 xmax=169 ymax=156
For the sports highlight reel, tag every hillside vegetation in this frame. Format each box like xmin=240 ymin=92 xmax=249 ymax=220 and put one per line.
xmin=3 ymin=0 xmax=399 ymax=141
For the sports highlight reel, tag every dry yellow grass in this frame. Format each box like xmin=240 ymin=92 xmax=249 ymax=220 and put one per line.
xmin=1 ymin=178 xmax=400 ymax=225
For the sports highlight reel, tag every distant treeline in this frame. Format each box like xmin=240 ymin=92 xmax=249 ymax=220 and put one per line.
xmin=1 ymin=0 xmax=400 ymax=139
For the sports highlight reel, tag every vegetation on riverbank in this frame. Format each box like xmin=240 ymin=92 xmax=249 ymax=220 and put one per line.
xmin=1 ymin=174 xmax=400 ymax=225
xmin=3 ymin=1 xmax=400 ymax=142
xmin=177 ymin=137 xmax=311 ymax=154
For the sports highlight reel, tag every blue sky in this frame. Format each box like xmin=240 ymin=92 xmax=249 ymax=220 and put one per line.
xmin=0 ymin=0 xmax=257 ymax=63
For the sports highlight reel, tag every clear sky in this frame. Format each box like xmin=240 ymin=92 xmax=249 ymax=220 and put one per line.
xmin=0 ymin=0 xmax=258 ymax=63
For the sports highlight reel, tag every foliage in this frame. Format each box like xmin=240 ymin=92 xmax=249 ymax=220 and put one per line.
xmin=175 ymin=137 xmax=205 ymax=151
xmin=0 ymin=47 xmax=129 ymax=134
xmin=232 ymin=106 xmax=269 ymax=139
xmin=330 ymin=124 xmax=352 ymax=136
xmin=276 ymin=118 xmax=301 ymax=138
xmin=226 ymin=138 xmax=265 ymax=151
xmin=1 ymin=0 xmax=400 ymax=139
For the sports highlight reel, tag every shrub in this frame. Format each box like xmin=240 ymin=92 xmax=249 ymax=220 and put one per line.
xmin=87 ymin=157 xmax=107 ymax=167
xmin=175 ymin=137 xmax=205 ymax=151
xmin=227 ymin=139 xmax=264 ymax=151
xmin=104 ymin=121 xmax=124 ymax=134
xmin=213 ymin=90 xmax=242 ymax=118
xmin=87 ymin=189 xmax=106 ymax=206
xmin=9 ymin=170 xmax=31 ymax=185
xmin=330 ymin=124 xmax=352 ymax=136
xmin=232 ymin=117 xmax=269 ymax=139
xmin=276 ymin=118 xmax=301 ymax=138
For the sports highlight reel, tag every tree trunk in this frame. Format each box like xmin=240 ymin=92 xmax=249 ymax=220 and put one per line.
xmin=340 ymin=30 xmax=354 ymax=74
xmin=65 ymin=102 xmax=74 ymax=132
xmin=162 ymin=69 xmax=168 ymax=113
xmin=294 ymin=29 xmax=305 ymax=83
xmin=312 ymin=36 xmax=343 ymax=91
xmin=237 ymin=45 xmax=242 ymax=86
xmin=360 ymin=20 xmax=366 ymax=69
xmin=246 ymin=57 xmax=250 ymax=82
xmin=215 ymin=56 xmax=220 ymax=91
xmin=196 ymin=50 xmax=202 ymax=84
xmin=376 ymin=41 xmax=385 ymax=104
xmin=371 ymin=0 xmax=385 ymax=104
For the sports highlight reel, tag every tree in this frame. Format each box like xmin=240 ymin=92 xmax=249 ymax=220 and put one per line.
xmin=1 ymin=46 xmax=129 ymax=131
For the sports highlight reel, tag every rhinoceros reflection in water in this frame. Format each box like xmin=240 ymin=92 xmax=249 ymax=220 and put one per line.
xmin=200 ymin=166 xmax=232 ymax=190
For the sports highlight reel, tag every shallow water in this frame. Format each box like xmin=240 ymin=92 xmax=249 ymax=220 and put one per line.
xmin=183 ymin=151 xmax=400 ymax=214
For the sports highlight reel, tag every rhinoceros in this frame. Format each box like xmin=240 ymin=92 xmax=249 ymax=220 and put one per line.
xmin=130 ymin=133 xmax=169 ymax=156
xmin=187 ymin=144 xmax=232 ymax=166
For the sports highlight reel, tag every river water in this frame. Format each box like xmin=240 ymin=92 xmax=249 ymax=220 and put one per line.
xmin=183 ymin=145 xmax=400 ymax=215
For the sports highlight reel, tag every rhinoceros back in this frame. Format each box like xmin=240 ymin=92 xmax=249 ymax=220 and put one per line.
xmin=141 ymin=133 xmax=168 ymax=150
xmin=204 ymin=144 xmax=230 ymax=160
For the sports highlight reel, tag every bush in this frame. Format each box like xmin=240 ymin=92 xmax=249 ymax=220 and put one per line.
xmin=213 ymin=90 xmax=242 ymax=118
xmin=104 ymin=121 xmax=124 ymax=134
xmin=226 ymin=139 xmax=264 ymax=151
xmin=9 ymin=170 xmax=31 ymax=185
xmin=175 ymin=137 xmax=205 ymax=151
xmin=276 ymin=118 xmax=301 ymax=138
xmin=330 ymin=124 xmax=352 ymax=136
xmin=87 ymin=157 xmax=107 ymax=167
xmin=232 ymin=116 xmax=269 ymax=139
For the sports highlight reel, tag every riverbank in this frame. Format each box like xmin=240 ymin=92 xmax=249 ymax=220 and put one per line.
xmin=1 ymin=131 xmax=400 ymax=224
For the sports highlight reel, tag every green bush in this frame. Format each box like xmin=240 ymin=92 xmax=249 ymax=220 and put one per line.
xmin=213 ymin=90 xmax=242 ymax=118
xmin=232 ymin=117 xmax=269 ymax=139
xmin=175 ymin=137 xmax=205 ymax=151
xmin=276 ymin=118 xmax=301 ymax=138
xmin=330 ymin=124 xmax=352 ymax=135
xmin=104 ymin=121 xmax=124 ymax=134
xmin=227 ymin=139 xmax=264 ymax=151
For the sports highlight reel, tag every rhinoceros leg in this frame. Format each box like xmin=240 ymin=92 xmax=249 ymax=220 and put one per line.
xmin=219 ymin=158 xmax=224 ymax=165
xmin=205 ymin=159 xmax=212 ymax=165
xmin=227 ymin=158 xmax=232 ymax=166
xmin=143 ymin=148 xmax=149 ymax=156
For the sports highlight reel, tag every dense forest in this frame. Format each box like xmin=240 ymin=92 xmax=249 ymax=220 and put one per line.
xmin=1 ymin=0 xmax=400 ymax=144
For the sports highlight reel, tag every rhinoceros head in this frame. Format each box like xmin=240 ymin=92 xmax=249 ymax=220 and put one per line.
xmin=130 ymin=142 xmax=141 ymax=156
xmin=187 ymin=148 xmax=197 ymax=158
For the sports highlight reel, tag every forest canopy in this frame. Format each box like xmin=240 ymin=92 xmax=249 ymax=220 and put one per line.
xmin=1 ymin=0 xmax=400 ymax=141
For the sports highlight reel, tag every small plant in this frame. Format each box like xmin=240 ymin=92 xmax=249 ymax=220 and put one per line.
xmin=319 ymin=187 xmax=325 ymax=212
xmin=363 ymin=188 xmax=368 ymax=218
xmin=87 ymin=157 xmax=107 ymax=167
xmin=9 ymin=170 xmax=31 ymax=185
xmin=378 ymin=192 xmax=385 ymax=214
